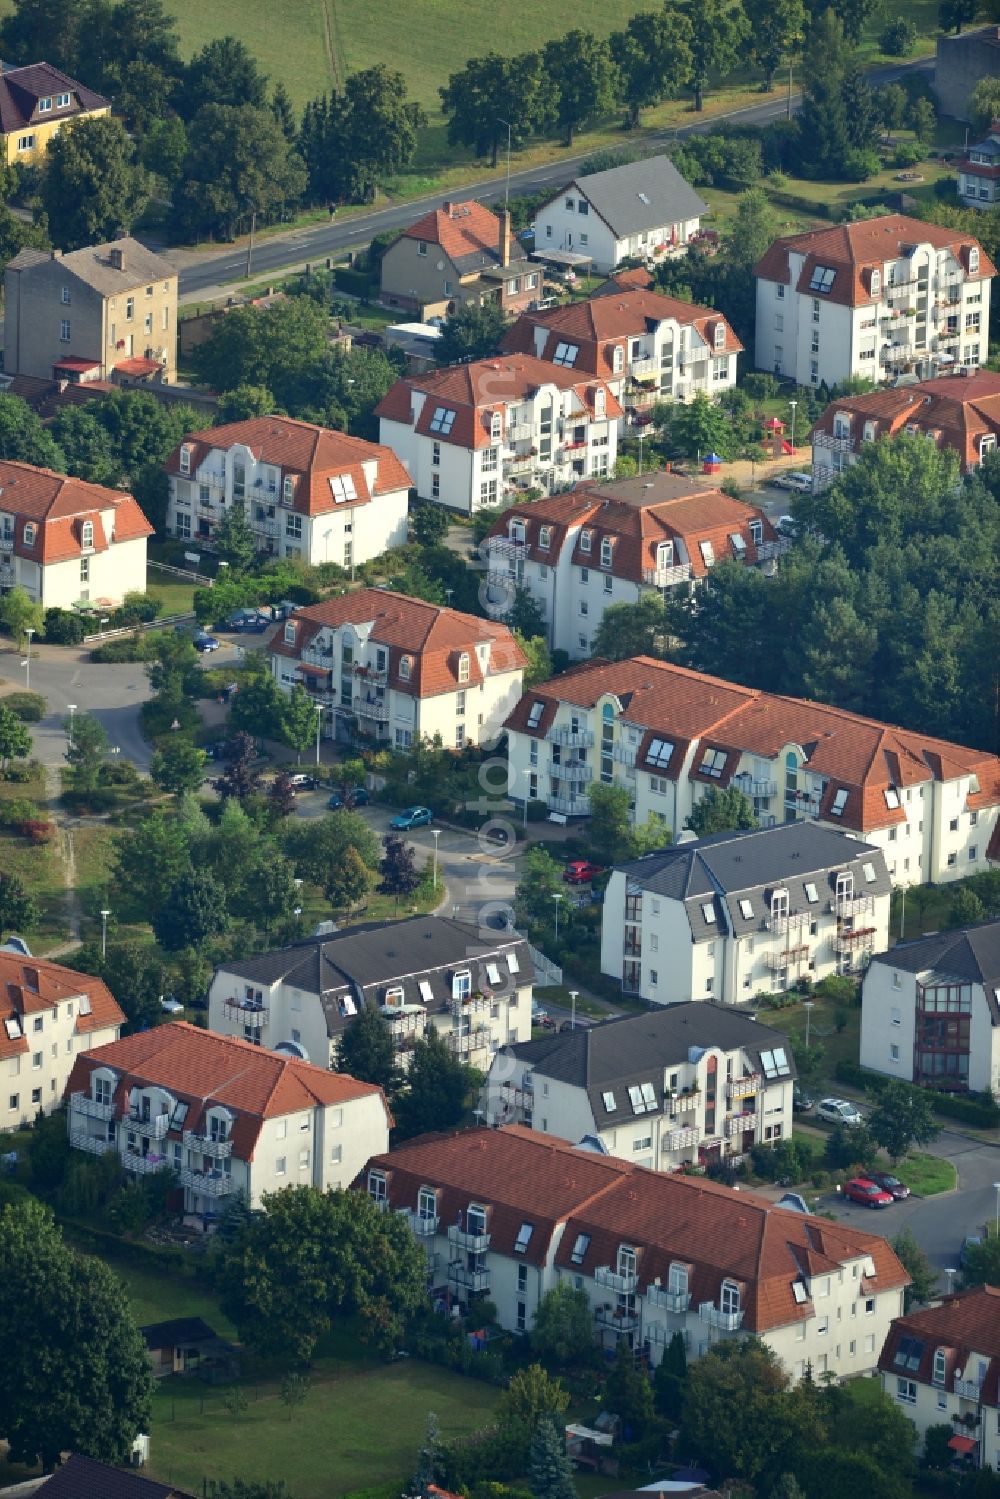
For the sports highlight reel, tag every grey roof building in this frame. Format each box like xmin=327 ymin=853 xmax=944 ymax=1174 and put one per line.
xmin=601 ymin=823 xmax=893 ymax=1006
xmin=559 ymin=155 xmax=708 ymax=239
xmin=209 ymin=915 xmax=535 ymax=1071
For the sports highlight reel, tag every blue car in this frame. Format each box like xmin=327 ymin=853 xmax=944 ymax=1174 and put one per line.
xmin=192 ymin=631 xmax=220 ymax=653
xmin=390 ymin=806 xmax=432 ymax=830
xmin=328 ymin=787 xmax=370 ymax=810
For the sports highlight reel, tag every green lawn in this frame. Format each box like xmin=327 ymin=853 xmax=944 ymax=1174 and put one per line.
xmin=0 ymin=825 xmax=71 ymax=954
xmin=146 ymin=571 xmax=198 ymax=618
xmin=895 ymin=1153 xmax=957 ymax=1197
xmin=103 ymin=1257 xmax=240 ymax=1339
xmin=146 ymin=1361 xmax=500 ymax=1498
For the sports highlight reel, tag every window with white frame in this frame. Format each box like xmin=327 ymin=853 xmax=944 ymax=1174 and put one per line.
xmin=580 ymin=530 xmax=592 ymax=553
xmin=368 ymin=1169 xmax=387 ymax=1203
xmin=600 ymin=537 xmax=613 ymax=568
xmin=458 ymin=652 xmax=470 ymax=683
xmin=720 ymin=1279 xmax=741 ymax=1315
xmin=452 ymin=970 xmax=472 ymax=1001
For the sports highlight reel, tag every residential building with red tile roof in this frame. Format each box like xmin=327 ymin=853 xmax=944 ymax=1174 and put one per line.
xmin=65 ymin=1021 xmax=390 ymax=1223
xmin=480 ymin=471 xmax=782 ymax=659
xmin=362 ymin=1124 xmax=908 ymax=1382
xmin=1 ymin=952 xmax=124 ymax=1131
xmin=957 ymin=120 xmax=1000 ymax=209
xmin=812 ymin=370 xmax=1000 ymax=488
xmin=503 ymin=655 xmax=1000 ymax=884
xmin=379 ymin=200 xmax=541 ymax=319
xmin=269 ymin=588 xmax=526 ymax=751
xmin=501 ymin=288 xmax=741 ymax=414
xmin=0 ymin=461 xmax=153 ymax=610
xmin=878 ymin=1286 xmax=1000 ymax=1464
xmin=5 ymin=237 xmax=177 ymax=383
xmin=375 ymin=354 xmax=621 ymax=515
xmin=0 ymin=62 xmax=109 ymax=166
xmin=164 ymin=415 xmax=413 ymax=568
xmin=753 ymin=214 xmax=994 ymax=388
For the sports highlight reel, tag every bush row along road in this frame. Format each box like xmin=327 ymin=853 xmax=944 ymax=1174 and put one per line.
xmin=172 ymin=59 xmax=934 ymax=298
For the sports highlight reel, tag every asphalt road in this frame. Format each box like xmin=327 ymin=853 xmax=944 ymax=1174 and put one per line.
xmin=174 ymin=59 xmax=934 ymax=299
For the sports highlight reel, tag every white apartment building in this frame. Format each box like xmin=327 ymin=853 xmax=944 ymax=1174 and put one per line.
xmin=270 ymin=588 xmax=526 ymax=750
xmin=0 ymin=461 xmax=152 ymax=608
xmin=1 ymin=953 xmax=124 ymax=1130
xmin=375 ymin=354 xmax=621 ymax=514
xmin=956 ymin=121 xmax=1000 ymax=210
xmin=860 ymin=919 xmax=1000 ymax=1095
xmin=533 ymin=156 xmax=708 ymax=275
xmin=600 ymin=824 xmax=892 ymax=1006
xmin=364 ymin=1125 xmax=909 ymax=1382
xmin=879 ymin=1287 xmax=1000 ymax=1468
xmin=208 ymin=915 xmax=534 ymax=1076
xmin=481 ymin=472 xmax=782 ymax=658
xmin=503 ymin=656 xmax=1000 ymax=884
xmin=754 ymin=214 xmax=994 ymax=387
xmin=484 ymin=1002 xmax=797 ymax=1171
xmin=501 ymin=285 xmax=740 ymax=413
xmin=65 ymin=1022 xmax=390 ymax=1224
xmin=164 ymin=416 xmax=413 ymax=568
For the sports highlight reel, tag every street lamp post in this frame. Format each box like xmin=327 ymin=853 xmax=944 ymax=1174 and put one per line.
xmin=432 ymin=829 xmax=440 ymax=890
xmin=314 ymin=702 xmax=324 ymax=766
xmin=993 ymin=1182 xmax=1000 ymax=1239
xmin=789 ymin=399 xmax=798 ymax=453
xmin=569 ymin=989 xmax=578 ymax=1031
xmin=99 ymin=616 xmax=109 ymax=638
xmin=497 ymin=117 xmax=513 ymax=212
xmin=23 ymin=627 xmax=34 ymax=692
xmin=100 ymin=907 xmax=110 ymax=960
xmin=67 ymin=703 xmax=77 ymax=752
xmin=803 ymin=999 xmax=815 ymax=1048
xmin=552 ymin=892 xmax=563 ymax=942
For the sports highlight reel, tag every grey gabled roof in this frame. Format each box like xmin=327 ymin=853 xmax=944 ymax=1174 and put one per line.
xmin=869 ymin=919 xmax=1000 ymax=1000
xmin=616 ymin=822 xmax=890 ymax=943
xmin=8 ymin=236 xmax=175 ymax=294
xmin=220 ymin=914 xmax=533 ymax=1040
xmin=568 ymin=155 xmax=708 ymax=238
xmin=506 ymin=1002 xmax=796 ymax=1128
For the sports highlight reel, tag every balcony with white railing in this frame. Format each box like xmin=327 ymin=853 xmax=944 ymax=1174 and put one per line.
xmin=829 ymin=892 xmax=876 ymax=919
xmin=353 ymin=695 xmax=389 ymax=723
xmin=595 ymin=1264 xmax=639 ymax=1295
xmin=446 ymin=1026 xmax=493 ymax=1056
xmin=728 ymin=1074 xmax=761 ymax=1101
xmin=301 ymin=643 xmax=335 ymax=669
xmin=755 ymin=538 xmax=792 ymax=564
xmin=448 ymin=1224 xmax=491 ymax=1254
xmin=647 ymin=1283 xmax=691 ymax=1314
xmin=249 ymin=515 xmax=279 ymax=537
xmin=127 ymin=1111 xmax=170 ymax=1139
xmin=812 ymin=431 xmax=855 ymax=454
xmin=181 ymin=1167 xmax=234 ymax=1197
xmin=595 ymin=1305 xmax=640 ymax=1333
xmin=183 ymin=1130 xmax=234 ymax=1160
xmin=71 ymin=1091 xmax=116 ymax=1121
xmin=448 ymin=1262 xmax=491 ymax=1295
xmin=733 ymin=777 xmax=778 ymax=799
xmin=613 ymin=744 xmax=637 ymax=768
xmin=508 ymin=423 xmax=533 ymax=444
xmin=699 ymin=1302 xmax=744 ymax=1332
xmin=504 ymin=451 xmax=536 ymax=474
xmin=835 ymin=926 xmax=878 ymax=953
xmin=642 ymin=562 xmax=693 ymax=588
xmin=664 ymin=1125 xmax=700 ymax=1151
xmin=121 ymin=1149 xmax=172 ymax=1176
xmin=559 ymin=759 xmax=593 ymax=784
xmin=629 ymin=356 xmax=657 ymax=379
xmin=766 ymin=944 xmax=810 ymax=972
xmin=547 ymin=725 xmax=594 ymax=748
xmin=549 ymin=792 xmax=592 ymax=817
xmin=401 ymin=1209 xmax=439 ymax=1237
xmin=725 ymin=1113 xmax=757 ymax=1138
xmin=668 ymin=1093 xmax=699 ymax=1117
xmin=70 ymin=1130 xmax=116 ymax=1155
xmin=0 ymin=535 xmax=14 ymax=553
xmin=955 ymin=1376 xmax=985 ymax=1402
xmin=223 ymin=997 xmax=268 ymax=1027
xmin=765 ymin=910 xmax=811 ymax=937
xmin=489 ymin=536 xmax=527 ymax=562
xmin=353 ymin=664 xmax=388 ymax=687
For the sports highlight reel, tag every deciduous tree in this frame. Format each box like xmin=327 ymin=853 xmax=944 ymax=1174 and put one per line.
xmin=325 ymin=844 xmax=376 ymax=916
xmin=64 ymin=711 xmax=108 ymax=794
xmin=41 ymin=116 xmax=149 ymax=250
xmin=335 ymin=1004 xmax=401 ymax=1096
xmin=439 ymin=51 xmax=551 ymax=166
xmin=867 ymin=1080 xmax=939 ymax=1163
xmin=285 ymin=810 xmax=381 ymax=887
xmin=542 ymin=31 xmax=620 ymax=145
xmin=216 ymin=731 xmax=262 ymax=803
xmin=0 ymin=701 xmax=31 ymax=773
xmin=150 ymin=739 xmax=207 ymax=797
xmin=113 ymin=810 xmax=192 ymax=922
xmin=180 ymin=36 xmax=269 ymax=119
xmin=745 ymin=0 xmax=806 ymax=90
xmin=281 ymin=686 xmax=321 ymax=759
xmin=587 ymin=782 xmax=667 ymax=863
xmin=685 ymin=785 xmax=757 ymax=837
xmin=681 ymin=0 xmax=750 ymax=111
xmin=379 ymin=832 xmax=421 ymax=911
xmin=393 ymin=1027 xmax=478 ymax=1139
xmin=531 ymin=1282 xmax=596 ymax=1368
xmin=0 ymin=871 xmax=37 ymax=936
xmin=152 ymin=869 xmax=229 ymax=951
xmin=175 ymin=104 xmax=306 ymax=242
xmin=0 ymin=396 xmax=64 ymax=470
xmin=611 ymin=7 xmax=693 ymax=127
xmin=590 ymin=593 xmax=670 ymax=661
xmin=436 ymin=301 xmax=508 ymax=365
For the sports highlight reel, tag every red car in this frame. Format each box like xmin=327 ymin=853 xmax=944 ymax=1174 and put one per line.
xmin=843 ymin=1177 xmax=894 ymax=1209
xmin=562 ymin=860 xmax=607 ymax=885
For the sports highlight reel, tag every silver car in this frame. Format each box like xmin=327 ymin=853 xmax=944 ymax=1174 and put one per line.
xmin=816 ymin=1097 xmax=864 ymax=1126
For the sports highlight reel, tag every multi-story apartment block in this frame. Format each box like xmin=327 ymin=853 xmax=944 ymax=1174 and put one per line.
xmin=375 ymin=354 xmax=621 ymax=514
xmin=208 ymin=915 xmax=534 ymax=1075
xmin=5 ymin=238 xmax=177 ymax=383
xmin=0 ymin=62 xmax=110 ymax=165
xmin=480 ymin=472 xmax=782 ymax=658
xmin=957 ymin=119 xmax=1000 ymax=209
xmin=503 ymin=656 xmax=1000 ymax=883
xmin=270 ymin=588 xmax=526 ymax=749
xmin=164 ymin=416 xmax=412 ymax=566
xmin=501 ymin=287 xmax=741 ymax=414
xmin=484 ymin=1002 xmax=797 ymax=1170
xmin=600 ymin=823 xmax=891 ymax=1005
xmin=1 ymin=952 xmax=124 ymax=1131
xmin=363 ymin=1125 xmax=908 ymax=1380
xmin=860 ymin=919 xmax=1000 ymax=1094
xmin=65 ymin=1022 xmax=390 ymax=1222
xmin=379 ymin=200 xmax=540 ymax=318
xmin=533 ymin=156 xmax=708 ymax=275
xmin=753 ymin=215 xmax=994 ymax=387
xmin=879 ymin=1287 xmax=1000 ymax=1467
xmin=0 ymin=461 xmax=152 ymax=608
xmin=812 ymin=371 xmax=1000 ymax=489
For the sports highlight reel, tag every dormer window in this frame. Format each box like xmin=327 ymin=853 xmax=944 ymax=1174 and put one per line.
xmin=770 ymin=889 xmax=789 ymax=921
xmin=668 ymin=1262 xmax=688 ymax=1295
xmin=179 ymin=445 xmax=191 ymax=476
xmin=933 ymin=1348 xmax=947 ymax=1386
xmin=539 ymin=525 xmax=552 ymax=550
xmin=283 ymin=475 xmax=294 ymax=503
xmin=55 ymin=93 xmax=71 ymax=109
xmin=970 ymin=247 xmax=980 ymax=274
xmin=863 ymin=422 xmax=876 ymax=443
xmin=490 ymin=411 xmax=502 ymax=440
xmin=284 ymin=622 xmax=296 ymax=644
xmin=418 ymin=1186 xmax=437 ymax=1222
xmin=399 ymin=655 xmax=411 ymax=681
xmin=714 ymin=321 xmax=725 ymax=350
xmin=458 ymin=652 xmax=470 ymax=683
xmin=80 ymin=520 xmax=93 ymax=550
xmin=368 ymin=1169 xmax=387 ymax=1203
xmin=720 ymin=1279 xmax=741 ymax=1314
xmin=384 ymin=986 xmax=404 ymax=1009
xmin=618 ymin=1244 xmax=637 ymax=1278
xmin=580 ymin=529 xmax=592 ymax=553
xmin=833 ymin=413 xmax=851 ymax=439
xmin=600 ymin=537 xmax=613 ymax=568
xmin=594 ymin=388 xmax=605 ymax=419
xmin=38 ymin=96 xmax=52 ymax=113
xmin=23 ymin=522 xmax=36 ymax=546
xmin=612 ymin=346 xmax=624 ymax=374
xmin=510 ymin=517 xmax=526 ymax=544
xmin=870 ymin=268 xmax=881 ymax=297
xmin=452 ymin=970 xmax=472 ymax=1001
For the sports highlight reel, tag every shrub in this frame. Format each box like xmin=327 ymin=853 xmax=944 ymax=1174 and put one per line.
xmin=89 ymin=633 xmax=159 ymax=664
xmin=43 ymin=607 xmax=88 ymax=645
xmin=333 ymin=265 xmax=374 ymax=298
xmin=113 ymin=593 xmax=160 ymax=627
xmin=0 ymin=798 xmax=40 ymax=828
xmin=841 ymin=149 xmax=882 ymax=182
xmin=2 ymin=760 xmax=39 ymax=783
xmin=880 ymin=17 xmax=917 ymax=55
xmin=894 ymin=141 xmax=926 ymax=168
xmin=3 ymin=691 xmax=46 ymax=722
xmin=21 ymin=819 xmax=53 ymax=844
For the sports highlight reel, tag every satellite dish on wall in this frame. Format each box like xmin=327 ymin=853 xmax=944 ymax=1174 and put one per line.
xmin=274 ymin=1039 xmax=310 ymax=1062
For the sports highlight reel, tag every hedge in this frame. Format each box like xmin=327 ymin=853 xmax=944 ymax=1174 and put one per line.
xmin=834 ymin=1059 xmax=1000 ymax=1127
xmin=4 ymin=691 xmax=46 ymax=721
xmin=333 ymin=265 xmax=375 ymax=298
xmin=57 ymin=1214 xmax=189 ymax=1275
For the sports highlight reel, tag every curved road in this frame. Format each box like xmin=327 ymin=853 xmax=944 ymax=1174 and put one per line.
xmin=175 ymin=59 xmax=934 ymax=299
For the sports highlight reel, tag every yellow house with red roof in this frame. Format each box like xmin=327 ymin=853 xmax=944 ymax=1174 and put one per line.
xmin=379 ymin=199 xmax=539 ymax=319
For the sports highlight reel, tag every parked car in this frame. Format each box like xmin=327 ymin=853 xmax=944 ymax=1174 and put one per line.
xmin=562 ymin=860 xmax=607 ymax=885
xmin=864 ymin=1171 xmax=910 ymax=1201
xmin=773 ymin=471 xmax=813 ymax=493
xmin=224 ymin=608 xmax=269 ymax=633
xmin=776 ymin=515 xmax=799 ymax=539
xmin=816 ymin=1097 xmax=864 ymax=1127
xmin=287 ymin=772 xmax=318 ymax=791
xmin=203 ymin=740 xmax=229 ymax=761
xmin=792 ymin=1086 xmax=815 ymax=1113
xmin=390 ymin=806 xmax=432 ymax=830
xmin=160 ymin=997 xmax=184 ymax=1015
xmin=192 ymin=631 xmax=220 ymax=653
xmin=961 ymin=1234 xmax=983 ymax=1267
xmin=559 ymin=1016 xmax=594 ymax=1032
xmin=328 ymin=786 xmax=370 ymax=810
xmin=531 ymin=1002 xmax=554 ymax=1030
xmin=843 ymin=1177 xmax=895 ymax=1209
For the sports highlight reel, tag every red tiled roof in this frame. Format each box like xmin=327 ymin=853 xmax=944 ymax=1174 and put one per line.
xmin=0 ymin=953 xmax=124 ymax=1060
xmin=505 ymin=656 xmax=1000 ymax=833
xmin=271 ymin=588 xmax=527 ymax=698
xmin=813 ymin=371 xmax=1000 ymax=473
xmin=401 ymin=199 xmax=515 ymax=265
xmin=364 ymin=1126 xmax=907 ymax=1333
xmin=0 ymin=62 xmax=109 ymax=135
xmin=0 ymin=460 xmax=152 ymax=564
xmin=595 ymin=268 xmax=655 ymax=293
xmin=754 ymin=214 xmax=996 ymax=307
xmin=878 ymin=1286 xmax=1000 ymax=1403
xmin=66 ymin=1022 xmax=387 ymax=1162
xmin=164 ymin=416 xmax=413 ymax=517
xmin=375 ymin=356 xmax=622 ymax=452
xmin=114 ymin=356 xmax=163 ymax=377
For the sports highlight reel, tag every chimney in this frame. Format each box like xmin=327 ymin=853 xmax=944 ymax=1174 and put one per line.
xmin=443 ymin=201 xmax=453 ymax=218
xmin=109 ymin=246 xmax=125 ymax=271
xmin=500 ymin=208 xmax=512 ymax=270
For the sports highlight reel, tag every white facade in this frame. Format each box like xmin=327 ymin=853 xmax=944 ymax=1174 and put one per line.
xmin=755 ymin=237 xmax=992 ymax=388
xmin=536 ymin=195 xmax=701 ymax=275
xmin=3 ymin=1007 xmax=121 ymax=1131
xmin=167 ymin=440 xmax=409 ymax=568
